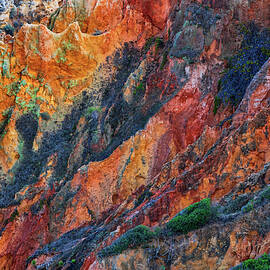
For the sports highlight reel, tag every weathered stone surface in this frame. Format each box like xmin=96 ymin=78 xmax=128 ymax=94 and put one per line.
xmin=0 ymin=0 xmax=269 ymax=269
xmin=90 ymin=204 xmax=270 ymax=270
xmin=170 ymin=25 xmax=205 ymax=59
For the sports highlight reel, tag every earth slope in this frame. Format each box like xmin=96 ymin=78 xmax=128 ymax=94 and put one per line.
xmin=0 ymin=0 xmax=269 ymax=269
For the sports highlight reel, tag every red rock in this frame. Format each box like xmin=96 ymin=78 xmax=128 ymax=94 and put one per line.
xmin=0 ymin=0 xmax=270 ymax=269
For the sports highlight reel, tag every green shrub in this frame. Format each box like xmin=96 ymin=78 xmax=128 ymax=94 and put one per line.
xmin=31 ymin=259 xmax=36 ymax=265
xmin=98 ymin=225 xmax=155 ymax=258
xmin=58 ymin=260 xmax=64 ymax=266
xmin=235 ymin=253 xmax=270 ymax=269
xmin=71 ymin=259 xmax=76 ymax=263
xmin=153 ymin=227 xmax=162 ymax=238
xmin=166 ymin=198 xmax=212 ymax=234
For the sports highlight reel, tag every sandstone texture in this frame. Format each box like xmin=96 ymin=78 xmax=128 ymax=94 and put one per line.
xmin=0 ymin=0 xmax=269 ymax=269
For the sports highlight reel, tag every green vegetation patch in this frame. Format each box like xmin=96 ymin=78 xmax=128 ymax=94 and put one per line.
xmin=4 ymin=80 xmax=26 ymax=96
xmin=166 ymin=198 xmax=212 ymax=234
xmin=99 ymin=199 xmax=213 ymax=258
xmin=85 ymin=106 xmax=102 ymax=117
xmin=242 ymin=253 xmax=270 ymax=270
xmin=133 ymin=82 xmax=145 ymax=95
xmin=98 ymin=225 xmax=155 ymax=258
xmin=55 ymin=40 xmax=76 ymax=64
xmin=233 ymin=253 xmax=270 ymax=270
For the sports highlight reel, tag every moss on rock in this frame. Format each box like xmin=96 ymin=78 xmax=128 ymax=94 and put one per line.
xmin=98 ymin=225 xmax=155 ymax=258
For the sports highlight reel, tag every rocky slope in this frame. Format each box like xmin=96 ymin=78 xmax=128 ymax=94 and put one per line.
xmin=0 ymin=0 xmax=269 ymax=269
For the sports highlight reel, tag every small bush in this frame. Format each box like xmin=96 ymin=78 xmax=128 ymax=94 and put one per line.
xmin=98 ymin=225 xmax=155 ymax=258
xmin=166 ymin=198 xmax=212 ymax=234
xmin=58 ymin=260 xmax=64 ymax=266
xmin=234 ymin=253 xmax=270 ymax=269
xmin=153 ymin=227 xmax=162 ymax=238
xmin=31 ymin=259 xmax=36 ymax=265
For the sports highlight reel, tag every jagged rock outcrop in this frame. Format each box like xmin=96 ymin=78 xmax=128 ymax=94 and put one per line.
xmin=0 ymin=0 xmax=269 ymax=269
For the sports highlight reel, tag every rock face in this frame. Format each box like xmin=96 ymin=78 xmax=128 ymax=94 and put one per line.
xmin=0 ymin=0 xmax=269 ymax=269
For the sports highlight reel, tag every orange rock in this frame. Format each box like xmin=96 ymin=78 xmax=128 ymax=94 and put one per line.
xmin=0 ymin=1 xmax=270 ymax=269
xmin=88 ymin=206 xmax=270 ymax=270
xmin=56 ymin=61 xmax=218 ymax=233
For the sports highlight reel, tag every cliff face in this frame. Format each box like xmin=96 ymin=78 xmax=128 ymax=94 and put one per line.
xmin=0 ymin=0 xmax=269 ymax=269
